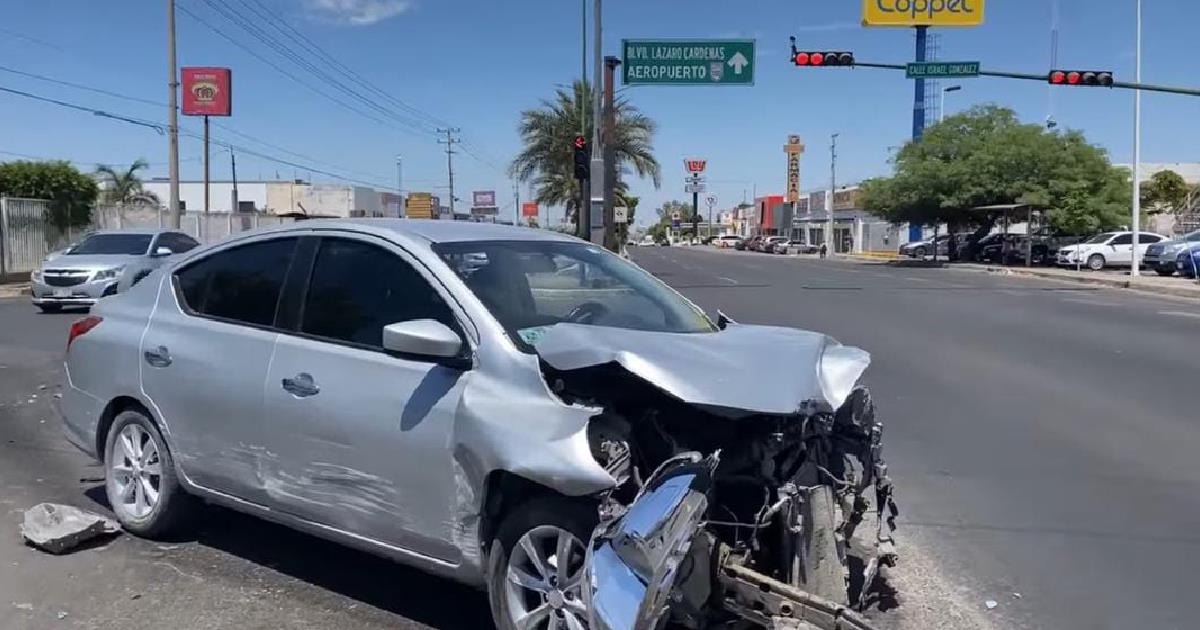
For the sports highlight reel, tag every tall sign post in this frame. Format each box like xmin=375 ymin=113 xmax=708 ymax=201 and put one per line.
xmin=861 ymin=0 xmax=985 ymax=241
xmin=684 ymin=158 xmax=707 ymax=241
xmin=181 ymin=67 xmax=232 ymax=240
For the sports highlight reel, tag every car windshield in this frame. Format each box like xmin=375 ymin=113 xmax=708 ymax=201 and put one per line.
xmin=434 ymin=240 xmax=715 ymax=348
xmin=68 ymin=234 xmax=152 ymax=255
xmin=1083 ymin=233 xmax=1115 ymax=244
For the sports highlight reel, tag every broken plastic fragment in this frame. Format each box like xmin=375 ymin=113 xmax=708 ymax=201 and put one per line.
xmin=985 ymin=600 xmax=998 ymax=610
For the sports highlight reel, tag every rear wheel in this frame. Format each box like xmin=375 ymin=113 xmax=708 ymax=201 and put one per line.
xmin=104 ymin=410 xmax=197 ymax=538
xmin=1087 ymin=254 xmax=1106 ymax=271
xmin=1155 ymin=267 xmax=1176 ymax=277
xmin=487 ymin=497 xmax=596 ymax=630
xmin=912 ymin=246 xmax=927 ymax=259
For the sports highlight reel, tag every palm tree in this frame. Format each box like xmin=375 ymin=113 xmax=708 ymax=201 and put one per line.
xmin=95 ymin=158 xmax=160 ymax=206
xmin=511 ymin=81 xmax=660 ymax=225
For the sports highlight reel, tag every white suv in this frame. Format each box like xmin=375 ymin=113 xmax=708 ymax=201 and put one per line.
xmin=1056 ymin=231 xmax=1166 ymax=270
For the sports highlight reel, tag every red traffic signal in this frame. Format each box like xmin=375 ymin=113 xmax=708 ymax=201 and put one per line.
xmin=793 ymin=51 xmax=854 ymax=67
xmin=1049 ymin=70 xmax=1113 ymax=87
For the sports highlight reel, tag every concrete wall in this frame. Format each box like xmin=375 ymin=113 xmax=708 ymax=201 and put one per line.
xmin=144 ymin=181 xmax=268 ymax=213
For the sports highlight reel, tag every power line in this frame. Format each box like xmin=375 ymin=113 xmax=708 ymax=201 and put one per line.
xmin=0 ymin=148 xmax=199 ymax=167
xmin=0 ymin=65 xmax=164 ymax=107
xmin=0 ymin=84 xmax=395 ymax=190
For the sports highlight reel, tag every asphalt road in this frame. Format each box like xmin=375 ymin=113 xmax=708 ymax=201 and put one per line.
xmin=0 ymin=250 xmax=1197 ymax=629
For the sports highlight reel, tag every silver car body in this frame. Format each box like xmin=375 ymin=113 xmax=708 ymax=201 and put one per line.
xmin=31 ymin=229 xmax=197 ymax=308
xmin=60 ymin=219 xmax=874 ymax=594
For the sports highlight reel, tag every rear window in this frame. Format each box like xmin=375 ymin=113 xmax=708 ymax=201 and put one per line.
xmin=175 ymin=238 xmax=298 ymax=327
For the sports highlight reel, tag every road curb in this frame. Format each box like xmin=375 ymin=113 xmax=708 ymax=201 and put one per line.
xmin=982 ymin=266 xmax=1200 ymax=299
xmin=0 ymin=283 xmax=30 ymax=299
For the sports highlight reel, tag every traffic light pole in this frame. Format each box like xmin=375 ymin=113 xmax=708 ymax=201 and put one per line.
xmin=851 ymin=61 xmax=1200 ymax=97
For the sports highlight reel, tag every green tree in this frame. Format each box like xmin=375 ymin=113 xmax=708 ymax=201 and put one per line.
xmin=510 ymin=80 xmax=661 ymax=226
xmin=1140 ymin=170 xmax=1190 ymax=214
xmin=0 ymin=160 xmax=98 ymax=230
xmin=861 ymin=105 xmax=1129 ymax=234
xmin=95 ymin=158 xmax=160 ymax=205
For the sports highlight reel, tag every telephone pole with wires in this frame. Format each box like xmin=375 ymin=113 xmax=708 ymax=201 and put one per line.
xmin=438 ymin=128 xmax=461 ymax=216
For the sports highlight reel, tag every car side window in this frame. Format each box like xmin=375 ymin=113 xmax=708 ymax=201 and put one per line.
xmin=175 ymin=237 xmax=298 ymax=327
xmin=300 ymin=238 xmax=458 ymax=349
xmin=1138 ymin=234 xmax=1161 ymax=243
xmin=162 ymin=233 xmax=200 ymax=253
xmin=1110 ymin=234 xmax=1133 ymax=246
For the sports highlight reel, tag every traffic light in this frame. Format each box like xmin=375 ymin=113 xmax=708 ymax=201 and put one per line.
xmin=792 ymin=51 xmax=854 ymax=67
xmin=1048 ymin=70 xmax=1113 ymax=87
xmin=573 ymin=135 xmax=589 ymax=180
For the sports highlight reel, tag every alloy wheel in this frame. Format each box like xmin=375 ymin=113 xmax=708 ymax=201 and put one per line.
xmin=503 ymin=525 xmax=588 ymax=630
xmin=109 ymin=423 xmax=163 ymax=520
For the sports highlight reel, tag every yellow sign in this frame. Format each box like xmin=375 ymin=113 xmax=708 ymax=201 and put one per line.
xmin=862 ymin=0 xmax=984 ymax=27
xmin=785 ymin=136 xmax=804 ymax=203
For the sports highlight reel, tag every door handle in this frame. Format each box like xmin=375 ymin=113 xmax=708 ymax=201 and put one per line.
xmin=281 ymin=372 xmax=320 ymax=398
xmin=143 ymin=345 xmax=172 ymax=368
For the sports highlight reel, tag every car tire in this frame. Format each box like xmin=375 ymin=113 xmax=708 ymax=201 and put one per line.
xmin=37 ymin=305 xmax=62 ymax=314
xmin=103 ymin=410 xmax=197 ymax=538
xmin=913 ymin=246 xmax=926 ymax=259
xmin=487 ymin=497 xmax=597 ymax=630
xmin=1155 ymin=268 xmax=1175 ymax=277
xmin=1086 ymin=254 xmax=1106 ymax=271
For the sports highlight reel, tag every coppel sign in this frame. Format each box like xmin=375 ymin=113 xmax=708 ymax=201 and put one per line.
xmin=862 ymin=0 xmax=984 ymax=27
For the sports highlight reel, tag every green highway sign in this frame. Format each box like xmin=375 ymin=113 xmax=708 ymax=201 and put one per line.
xmin=906 ymin=61 xmax=980 ymax=79
xmin=622 ymin=39 xmax=755 ymax=86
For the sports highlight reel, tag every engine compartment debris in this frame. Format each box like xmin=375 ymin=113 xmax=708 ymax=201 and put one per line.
xmin=20 ymin=503 xmax=121 ymax=554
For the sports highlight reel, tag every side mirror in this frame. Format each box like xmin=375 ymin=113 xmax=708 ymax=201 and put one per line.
xmin=152 ymin=247 xmax=173 ymax=257
xmin=382 ymin=319 xmax=463 ymax=360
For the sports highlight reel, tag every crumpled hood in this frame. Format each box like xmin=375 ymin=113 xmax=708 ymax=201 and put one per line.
xmin=530 ymin=323 xmax=870 ymax=417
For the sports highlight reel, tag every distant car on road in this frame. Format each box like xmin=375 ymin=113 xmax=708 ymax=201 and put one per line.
xmin=760 ymin=236 xmax=788 ymax=253
xmin=1055 ymin=231 xmax=1166 ymax=270
xmin=739 ymin=235 xmax=762 ymax=251
xmin=715 ymin=235 xmax=742 ymax=249
xmin=899 ymin=234 xmax=950 ymax=259
xmin=1145 ymin=229 xmax=1200 ymax=276
xmin=30 ymin=229 xmax=199 ymax=313
xmin=1176 ymin=244 xmax=1200 ymax=278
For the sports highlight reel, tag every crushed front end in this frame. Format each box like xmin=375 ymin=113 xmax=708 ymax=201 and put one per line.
xmin=530 ymin=323 xmax=900 ymax=629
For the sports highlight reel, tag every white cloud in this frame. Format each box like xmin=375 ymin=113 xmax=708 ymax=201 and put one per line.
xmin=305 ymin=0 xmax=414 ymax=26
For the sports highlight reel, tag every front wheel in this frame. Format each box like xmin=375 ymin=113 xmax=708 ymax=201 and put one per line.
xmin=1155 ymin=268 xmax=1176 ymax=277
xmin=1087 ymin=254 xmax=1106 ymax=271
xmin=487 ymin=497 xmax=596 ymax=630
xmin=912 ymin=246 xmax=927 ymax=259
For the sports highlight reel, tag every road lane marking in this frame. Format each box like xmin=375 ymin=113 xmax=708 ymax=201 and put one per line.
xmin=1159 ymin=310 xmax=1200 ymax=319
xmin=716 ymin=276 xmax=739 ymax=285
xmin=903 ymin=276 xmax=932 ymax=283
xmin=1062 ymin=297 xmax=1122 ymax=307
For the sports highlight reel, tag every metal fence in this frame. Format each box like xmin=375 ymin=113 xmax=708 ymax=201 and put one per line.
xmin=2 ymin=198 xmax=294 ymax=280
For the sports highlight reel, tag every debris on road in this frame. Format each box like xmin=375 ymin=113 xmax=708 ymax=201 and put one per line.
xmin=985 ymin=599 xmax=998 ymax=610
xmin=1013 ymin=592 xmax=1022 ymax=600
xmin=20 ymin=503 xmax=121 ymax=554
xmin=13 ymin=602 xmax=34 ymax=611
xmin=57 ymin=611 xmax=69 ymax=620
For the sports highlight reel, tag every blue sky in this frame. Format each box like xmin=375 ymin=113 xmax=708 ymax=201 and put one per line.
xmin=1 ymin=0 xmax=1197 ymax=226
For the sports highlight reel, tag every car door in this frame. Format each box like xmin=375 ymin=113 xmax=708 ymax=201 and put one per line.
xmin=261 ymin=234 xmax=469 ymax=561
xmin=140 ymin=235 xmax=302 ymax=502
xmin=1108 ymin=233 xmax=1134 ymax=264
xmin=1136 ymin=233 xmax=1162 ymax=259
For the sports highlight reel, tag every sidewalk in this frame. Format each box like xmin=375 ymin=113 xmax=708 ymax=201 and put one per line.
xmin=0 ymin=282 xmax=29 ymax=299
xmin=839 ymin=254 xmax=1200 ymax=300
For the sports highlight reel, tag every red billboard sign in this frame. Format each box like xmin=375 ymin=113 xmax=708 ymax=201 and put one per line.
xmin=181 ymin=67 xmax=232 ymax=116
xmin=683 ymin=158 xmax=707 ymax=173
xmin=521 ymin=201 xmax=539 ymax=217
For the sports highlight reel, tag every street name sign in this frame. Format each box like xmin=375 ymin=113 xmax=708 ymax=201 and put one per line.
xmin=685 ymin=183 xmax=707 ymax=194
xmin=862 ymin=0 xmax=985 ymax=27
xmin=623 ymin=40 xmax=755 ymax=86
xmin=614 ymin=206 xmax=628 ymax=224
xmin=905 ymin=61 xmax=980 ymax=79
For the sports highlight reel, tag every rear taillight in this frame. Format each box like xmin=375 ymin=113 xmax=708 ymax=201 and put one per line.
xmin=67 ymin=316 xmax=102 ymax=351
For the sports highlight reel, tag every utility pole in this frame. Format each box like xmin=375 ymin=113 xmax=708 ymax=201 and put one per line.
xmin=396 ymin=155 xmax=404 ymax=217
xmin=438 ymin=128 xmax=460 ymax=217
xmin=230 ymin=148 xmax=239 ymax=213
xmin=166 ymin=0 xmax=181 ymax=228
xmin=1131 ymin=0 xmax=1143 ymax=277
xmin=588 ymin=0 xmax=604 ymax=245
xmin=908 ymin=25 xmax=928 ymax=244
xmin=828 ymin=133 xmax=838 ymax=256
xmin=578 ymin=0 xmax=590 ymax=238
xmin=603 ymin=55 xmax=620 ymax=252
xmin=202 ymin=115 xmax=209 ymax=239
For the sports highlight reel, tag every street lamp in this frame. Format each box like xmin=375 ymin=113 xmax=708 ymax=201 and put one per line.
xmin=940 ymin=85 xmax=962 ymax=123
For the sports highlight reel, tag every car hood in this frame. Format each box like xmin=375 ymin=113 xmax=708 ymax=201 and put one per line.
xmin=42 ymin=254 xmax=140 ymax=270
xmin=530 ymin=323 xmax=870 ymax=417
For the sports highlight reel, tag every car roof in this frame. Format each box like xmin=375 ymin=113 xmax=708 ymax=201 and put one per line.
xmin=87 ymin=228 xmax=175 ymax=236
xmin=265 ymin=218 xmax=579 ymax=245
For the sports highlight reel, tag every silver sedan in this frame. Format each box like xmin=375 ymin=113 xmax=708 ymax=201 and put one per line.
xmin=60 ymin=219 xmax=887 ymax=630
xmin=30 ymin=229 xmax=199 ymax=312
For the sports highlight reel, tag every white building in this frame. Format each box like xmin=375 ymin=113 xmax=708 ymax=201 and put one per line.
xmin=145 ymin=179 xmax=393 ymax=218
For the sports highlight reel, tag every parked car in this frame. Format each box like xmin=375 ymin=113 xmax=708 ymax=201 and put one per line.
xmin=899 ymin=233 xmax=950 ymax=259
xmin=1176 ymin=243 xmax=1200 ymax=278
xmin=30 ymin=229 xmax=199 ymax=313
xmin=1055 ymin=231 xmax=1167 ymax=270
xmin=715 ymin=234 xmax=743 ymax=249
xmin=59 ymin=219 xmax=892 ymax=628
xmin=1144 ymin=229 xmax=1200 ymax=276
xmin=760 ymin=236 xmax=788 ymax=253
xmin=739 ymin=235 xmax=762 ymax=251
